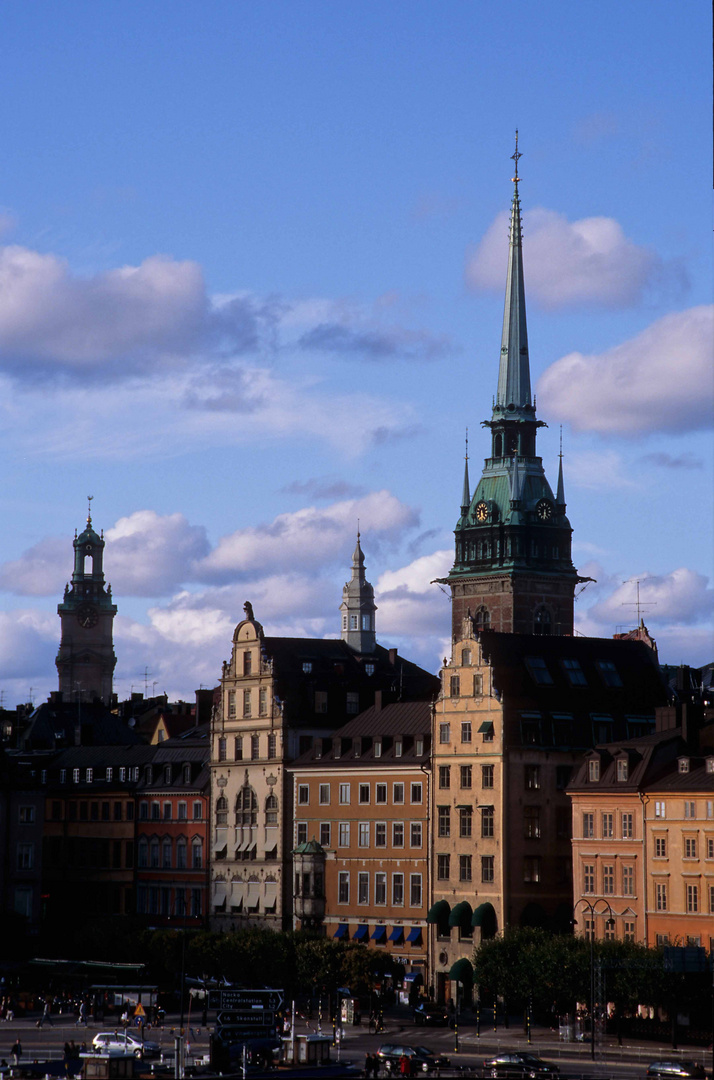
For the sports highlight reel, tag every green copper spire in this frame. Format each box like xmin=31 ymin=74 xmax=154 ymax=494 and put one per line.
xmin=460 ymin=430 xmax=470 ymax=514
xmin=495 ymin=131 xmax=532 ymax=418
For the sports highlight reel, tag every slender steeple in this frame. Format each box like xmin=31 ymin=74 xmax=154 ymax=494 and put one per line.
xmin=495 ymin=130 xmax=533 ymax=419
xmin=556 ymin=427 xmax=566 ymax=508
xmin=460 ymin=430 xmax=470 ymax=515
xmin=340 ymin=531 xmax=377 ymax=653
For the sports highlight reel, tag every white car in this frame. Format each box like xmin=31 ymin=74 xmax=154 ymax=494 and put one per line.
xmin=92 ymin=1032 xmax=162 ymax=1059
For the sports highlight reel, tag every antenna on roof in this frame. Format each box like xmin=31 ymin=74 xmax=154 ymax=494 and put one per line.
xmin=621 ymin=579 xmax=656 ymax=625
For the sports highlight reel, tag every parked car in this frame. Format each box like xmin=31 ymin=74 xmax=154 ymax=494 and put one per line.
xmin=646 ymin=1063 xmax=706 ymax=1079
xmin=378 ymin=1044 xmax=451 ymax=1074
xmin=92 ymin=1032 xmax=162 ymax=1059
xmin=413 ymin=1002 xmax=452 ymax=1027
xmin=483 ymin=1053 xmax=560 ymax=1079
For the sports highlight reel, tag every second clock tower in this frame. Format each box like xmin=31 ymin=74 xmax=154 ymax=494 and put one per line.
xmin=56 ymin=501 xmax=117 ymax=705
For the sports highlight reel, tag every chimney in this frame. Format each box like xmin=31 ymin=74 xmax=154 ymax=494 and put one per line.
xmin=374 ymin=690 xmax=382 ymax=712
xmin=389 ymin=648 xmax=397 ymax=666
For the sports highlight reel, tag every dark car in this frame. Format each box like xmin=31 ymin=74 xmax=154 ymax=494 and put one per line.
xmin=483 ymin=1053 xmax=560 ymax=1079
xmin=413 ymin=1002 xmax=452 ymax=1027
xmin=378 ymin=1044 xmax=451 ymax=1074
xmin=646 ymin=1063 xmax=706 ymax=1079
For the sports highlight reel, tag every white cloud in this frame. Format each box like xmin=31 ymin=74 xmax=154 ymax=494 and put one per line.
xmin=105 ymin=511 xmax=210 ymax=595
xmin=466 ymin=207 xmax=680 ymax=309
xmin=0 ymin=609 xmax=57 ymax=682
xmin=588 ymin=569 xmax=714 ymax=628
xmin=0 ymin=537 xmax=68 ymax=596
xmin=538 ymin=306 xmax=714 ymax=434
xmin=198 ymin=492 xmax=419 ymax=580
xmin=566 ymin=449 xmax=635 ymax=491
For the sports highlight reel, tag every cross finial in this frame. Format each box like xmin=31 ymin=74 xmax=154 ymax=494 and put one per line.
xmin=465 ymin=427 xmax=469 ymax=462
xmin=87 ymin=494 xmax=94 ymax=525
xmin=511 ymin=129 xmax=522 ymax=184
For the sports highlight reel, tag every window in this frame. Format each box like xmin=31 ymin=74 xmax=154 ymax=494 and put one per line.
xmin=375 ymin=873 xmax=386 ymax=905
xmin=415 ymin=738 xmax=424 ymax=756
xmin=524 ymin=806 xmax=541 ymax=839
xmin=556 ymin=764 xmax=572 ymax=789
xmin=85 ymin=767 xmax=93 ymax=783
xmin=439 ymin=723 xmax=450 ymax=744
xmin=596 ymin=660 xmax=622 ymax=687
xmin=602 ymin=812 xmax=614 ymax=839
xmin=481 ymin=805 xmax=494 ymax=837
xmin=296 ymin=822 xmax=307 ymax=845
xmin=459 ymin=855 xmax=472 ymax=882
xmin=16 ymin=843 xmax=34 ymax=870
xmin=654 ymin=801 xmax=666 ymax=819
xmin=319 ymin=783 xmax=330 ymax=805
xmin=151 ymin=801 xmax=160 ymax=820
xmin=481 ymin=764 xmax=494 ymax=789
xmin=708 ymin=838 xmax=714 ymax=859
xmin=251 ymin=735 xmax=259 ymax=760
xmin=243 ymin=690 xmax=251 ymax=717
xmin=461 ymin=721 xmax=472 ymax=743
xmin=481 ymin=856 xmax=494 ymax=883
xmin=523 ymin=857 xmax=541 ymax=883
xmin=392 ymin=822 xmax=404 ymax=847
xmin=338 ymin=872 xmax=349 ymax=903
xmin=583 ymin=812 xmax=594 ymax=838
xmin=346 ymin=691 xmax=359 ymax=715
xmin=393 ymin=783 xmax=404 ymax=804
xmin=314 ymin=690 xmax=327 ymax=714
xmin=394 ymin=739 xmax=402 ymax=757
xmin=18 ymin=806 xmax=35 ymax=824
xmin=375 ymin=822 xmax=386 ymax=847
xmin=562 ymin=658 xmax=587 ymax=686
xmin=525 ymin=765 xmax=540 ymax=790
xmin=450 ymin=675 xmax=460 ymax=697
xmin=365 ymin=662 xmax=375 ymax=676
xmin=137 ymin=839 xmax=149 ymax=868
xmin=685 ymin=837 xmax=697 ymax=858
xmin=460 ymin=764 xmax=472 ymax=789
xmin=150 ymin=839 xmax=160 ymax=868
xmin=473 ymin=673 xmax=483 ymax=696
xmin=114 ymin=802 xmax=122 ymax=821
xmin=339 ymin=783 xmax=350 ymax=805
xmin=617 ymin=759 xmax=629 ymax=782
xmin=602 ymin=864 xmax=614 ymax=895
xmin=438 ymin=765 xmax=450 ymax=789
xmin=437 ymin=854 xmax=450 ymax=880
xmin=588 ymin=759 xmax=600 ymax=782
xmin=319 ymin=822 xmax=330 ymax=847
xmin=358 ymin=784 xmax=370 ymax=804
xmin=162 ymin=839 xmax=172 ymax=869
xmin=267 ymin=733 xmax=276 ymax=759
xmin=265 ymin=793 xmax=278 ymax=826
xmin=437 ymin=806 xmax=450 ymax=838
xmin=374 ymin=740 xmax=382 ymax=758
xmin=410 ymin=873 xmax=422 ymax=906
xmin=392 ymin=873 xmax=404 ymax=906
xmin=358 ymin=822 xmax=370 ymax=847
xmin=684 ymin=801 xmax=696 ymax=819
xmin=338 ymin=823 xmax=350 ymax=847
xmin=176 ymin=839 xmax=186 ymax=869
xmin=259 ymin=688 xmax=268 ymax=716
xmin=462 ymin=648 xmax=472 ymax=666
xmin=302 ymin=661 xmax=313 ymax=674
xmin=656 ymin=882 xmax=667 ymax=910
xmin=624 ymin=920 xmax=635 ymax=942
xmin=163 ymin=801 xmax=172 ymax=820
xmin=216 ymin=795 xmax=228 ymax=826
xmin=178 ymin=801 xmax=187 ymax=820
xmin=525 ymin=656 xmax=553 ymax=685
xmin=583 ymin=864 xmax=595 ymax=894
xmin=234 ymin=735 xmax=243 ymax=761
xmin=655 ymin=835 xmax=666 ymax=857
xmin=459 ymin=806 xmax=473 ymax=838
xmin=298 ymin=784 xmax=309 ymax=805
xmin=621 ymin=813 xmax=633 ymax=839
xmin=410 ymin=822 xmax=422 ymax=847
xmin=376 ymin=783 xmax=387 ymax=804
xmin=622 ymin=866 xmax=634 ymax=896
xmin=686 ymin=884 xmax=698 ymax=913
xmin=411 ymin=782 xmax=422 ymax=804
xmin=227 ymin=690 xmax=236 ymax=717
xmin=358 ymin=872 xmax=369 ymax=904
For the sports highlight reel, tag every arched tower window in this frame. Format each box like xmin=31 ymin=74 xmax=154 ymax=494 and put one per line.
xmin=265 ymin=793 xmax=278 ymax=826
xmin=474 ymin=606 xmax=490 ymax=630
xmin=534 ymin=606 xmax=552 ymax=636
xmin=215 ymin=795 xmax=228 ymax=826
xmin=494 ymin=433 xmax=503 ymax=458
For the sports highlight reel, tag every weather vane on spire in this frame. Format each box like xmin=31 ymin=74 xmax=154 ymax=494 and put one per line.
xmin=87 ymin=494 xmax=94 ymax=525
xmin=511 ymin=129 xmax=522 ymax=184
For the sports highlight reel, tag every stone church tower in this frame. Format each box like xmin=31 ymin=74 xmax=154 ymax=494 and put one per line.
xmin=56 ymin=501 xmax=117 ymax=704
xmin=440 ymin=137 xmax=580 ymax=640
xmin=339 ymin=531 xmax=377 ymax=654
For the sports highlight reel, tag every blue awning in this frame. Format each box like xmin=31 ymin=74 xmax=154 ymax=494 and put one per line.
xmin=353 ymin=924 xmax=369 ymax=941
xmin=389 ymin=926 xmax=404 ymax=942
xmin=333 ymin=923 xmax=349 ymax=939
xmin=406 ymin=927 xmax=422 ymax=943
xmin=371 ymin=926 xmax=387 ymax=942
xmin=403 ymin=971 xmax=424 ymax=984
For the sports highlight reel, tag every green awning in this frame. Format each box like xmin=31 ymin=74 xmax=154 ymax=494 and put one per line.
xmin=478 ymin=720 xmax=494 ymax=733
xmin=426 ymin=900 xmax=451 ymax=925
xmin=448 ymin=957 xmax=474 ymax=983
xmin=448 ymin=900 xmax=473 ymax=929
xmin=472 ymin=902 xmax=497 ymax=932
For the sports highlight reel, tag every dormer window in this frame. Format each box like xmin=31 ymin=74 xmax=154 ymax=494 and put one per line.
xmin=588 ymin=759 xmax=600 ymax=782
xmin=350 ymin=615 xmax=358 ymax=630
xmin=333 ymin=739 xmax=341 ymax=760
xmin=365 ymin=662 xmax=375 ymax=676
xmin=415 ymin=738 xmax=424 ymax=756
xmin=354 ymin=738 xmax=361 ymax=758
xmin=706 ymin=758 xmax=714 ymax=773
xmin=302 ymin=661 xmax=312 ymax=674
xmin=374 ymin=740 xmax=382 ymax=758
xmin=85 ymin=768 xmax=93 ymax=783
xmin=395 ymin=739 xmax=403 ymax=758
xmin=616 ymin=759 xmax=628 ymax=782
xmin=679 ymin=758 xmax=690 ymax=773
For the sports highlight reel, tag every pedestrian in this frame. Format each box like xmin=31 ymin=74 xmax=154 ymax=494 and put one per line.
xmin=76 ymin=1001 xmax=86 ymax=1026
xmin=372 ymin=1053 xmax=381 ymax=1077
xmin=399 ymin=1052 xmax=410 ymax=1076
xmin=11 ymin=1039 xmax=22 ymax=1066
xmin=364 ymin=1052 xmax=372 ymax=1077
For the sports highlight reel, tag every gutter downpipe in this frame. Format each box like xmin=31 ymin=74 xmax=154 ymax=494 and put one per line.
xmin=638 ymin=792 xmax=648 ymax=945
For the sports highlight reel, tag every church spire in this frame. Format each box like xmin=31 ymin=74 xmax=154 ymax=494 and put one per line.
xmin=556 ymin=427 xmax=566 ymax=508
xmin=340 ymin=530 xmax=377 ymax=654
xmin=460 ymin=429 xmax=470 ymax=515
xmin=495 ymin=130 xmax=532 ymax=418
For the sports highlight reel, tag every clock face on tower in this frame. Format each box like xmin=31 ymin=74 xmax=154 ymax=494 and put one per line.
xmin=76 ymin=604 xmax=98 ymax=628
xmin=475 ymin=501 xmax=489 ymax=523
xmin=536 ymin=499 xmax=553 ymax=522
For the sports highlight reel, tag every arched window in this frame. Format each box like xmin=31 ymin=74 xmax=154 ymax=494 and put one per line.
xmin=191 ymin=838 xmax=203 ymax=870
xmin=494 ymin=434 xmax=503 ymax=458
xmin=150 ymin=838 xmax=160 ymax=868
xmin=216 ymin=795 xmax=228 ymax=826
xmin=265 ymin=793 xmax=278 ymax=826
xmin=137 ymin=838 xmax=149 ymax=868
xmin=474 ymin=606 xmax=490 ymax=631
xmin=235 ymin=786 xmax=258 ymax=826
xmin=534 ymin=606 xmax=552 ymax=636
xmin=176 ymin=838 xmax=187 ymax=869
xmin=162 ymin=838 xmax=172 ymax=869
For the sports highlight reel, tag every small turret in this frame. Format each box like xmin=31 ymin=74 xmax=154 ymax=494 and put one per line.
xmin=340 ymin=532 xmax=377 ymax=654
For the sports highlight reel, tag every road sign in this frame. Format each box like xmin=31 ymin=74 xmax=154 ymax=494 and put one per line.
xmin=133 ymin=1004 xmax=145 ymax=1018
xmin=214 ymin=1023 xmax=275 ymax=1044
xmin=209 ymin=989 xmax=283 ymax=1012
xmin=217 ymin=1011 xmax=274 ymax=1027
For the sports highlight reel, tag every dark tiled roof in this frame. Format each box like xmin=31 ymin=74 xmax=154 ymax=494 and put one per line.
xmin=23 ymin=700 xmax=142 ymax=749
xmin=291 ymin=700 xmax=432 ymax=767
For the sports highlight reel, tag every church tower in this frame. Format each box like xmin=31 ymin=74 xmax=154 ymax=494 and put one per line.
xmin=442 ymin=136 xmax=579 ymax=641
xmin=340 ymin=532 xmax=377 ymax=654
xmin=56 ymin=499 xmax=117 ymax=704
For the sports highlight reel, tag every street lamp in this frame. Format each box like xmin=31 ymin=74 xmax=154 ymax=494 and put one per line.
xmin=573 ymin=898 xmax=614 ymax=1060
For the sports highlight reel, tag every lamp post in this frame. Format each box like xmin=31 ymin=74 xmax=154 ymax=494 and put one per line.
xmin=573 ymin=898 xmax=613 ymax=1061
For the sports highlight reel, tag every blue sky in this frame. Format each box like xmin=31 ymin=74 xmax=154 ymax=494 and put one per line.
xmin=0 ymin=0 xmax=711 ymax=704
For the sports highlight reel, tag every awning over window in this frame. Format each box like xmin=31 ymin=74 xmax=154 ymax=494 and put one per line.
xmin=472 ymin=901 xmax=497 ymax=934
xmin=371 ymin=926 xmax=387 ymax=942
xmin=389 ymin=926 xmax=404 ymax=943
xmin=263 ymin=881 xmax=278 ymax=908
xmin=245 ymin=882 xmax=260 ymax=907
xmin=478 ymin=720 xmax=494 ymax=733
xmin=406 ymin=927 xmax=422 ymax=944
xmin=403 ymin=971 xmax=423 ymax=984
xmin=353 ymin=924 xmax=369 ymax=941
xmin=448 ymin=957 xmax=474 ymax=983
xmin=333 ymin=923 xmax=349 ymax=940
xmin=448 ymin=901 xmax=473 ymax=929
xmin=426 ymin=899 xmax=451 ymax=925
xmin=213 ymin=881 xmax=227 ymax=905
xmin=231 ymin=881 xmax=245 ymax=905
